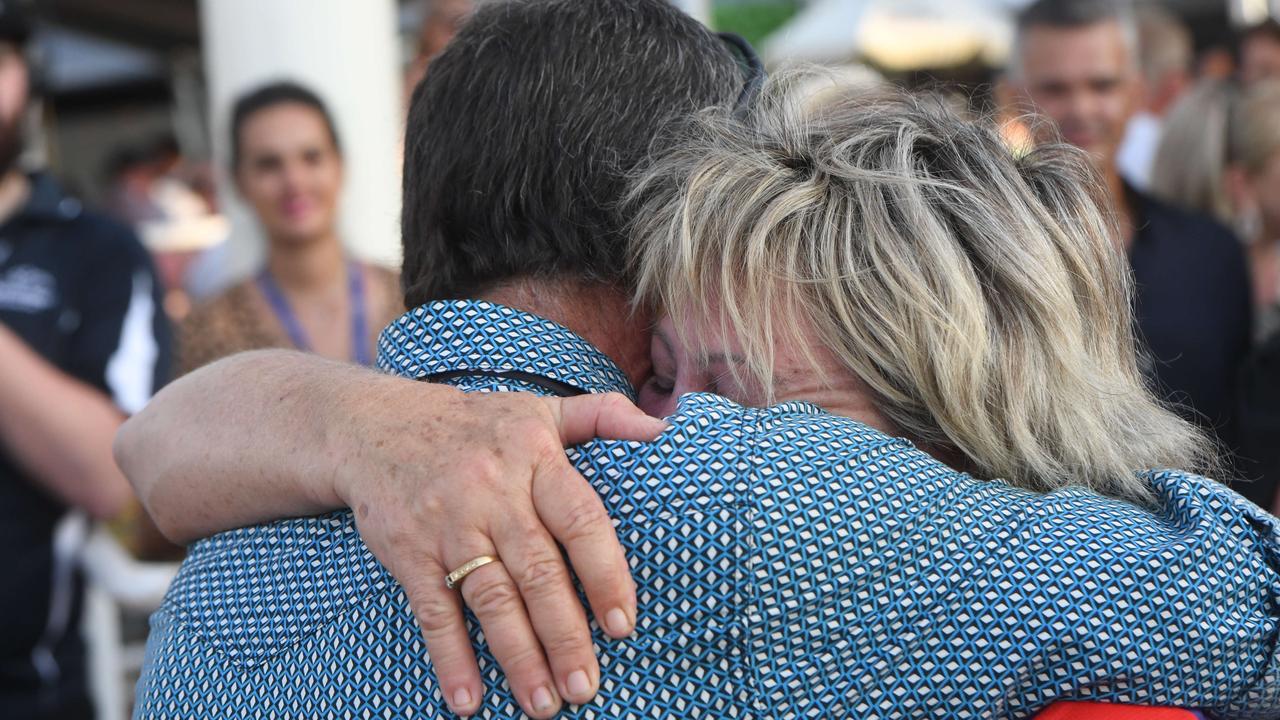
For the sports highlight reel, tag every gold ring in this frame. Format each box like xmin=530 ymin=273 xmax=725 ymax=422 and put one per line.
xmin=445 ymin=555 xmax=498 ymax=589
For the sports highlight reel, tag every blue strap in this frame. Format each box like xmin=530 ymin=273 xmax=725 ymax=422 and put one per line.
xmin=348 ymin=262 xmax=370 ymax=367
xmin=257 ymin=261 xmax=371 ymax=366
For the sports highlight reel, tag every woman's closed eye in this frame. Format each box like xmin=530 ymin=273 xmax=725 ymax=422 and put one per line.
xmin=644 ymin=375 xmax=674 ymax=397
xmin=637 ymin=373 xmax=678 ymax=417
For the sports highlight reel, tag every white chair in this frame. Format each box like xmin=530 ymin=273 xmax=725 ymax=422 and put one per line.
xmin=78 ymin=522 xmax=180 ymax=720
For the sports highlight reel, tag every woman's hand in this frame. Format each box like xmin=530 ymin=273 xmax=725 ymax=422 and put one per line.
xmin=116 ymin=350 xmax=666 ymax=719
xmin=332 ymin=389 xmax=666 ymax=718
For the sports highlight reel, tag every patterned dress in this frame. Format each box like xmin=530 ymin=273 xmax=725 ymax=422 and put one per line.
xmin=135 ymin=301 xmax=1280 ymax=719
xmin=176 ymin=263 xmax=402 ymax=375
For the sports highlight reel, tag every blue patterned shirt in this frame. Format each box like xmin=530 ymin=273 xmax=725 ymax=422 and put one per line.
xmin=135 ymin=300 xmax=1280 ymax=719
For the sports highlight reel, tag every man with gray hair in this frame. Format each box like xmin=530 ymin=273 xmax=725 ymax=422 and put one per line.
xmin=1002 ymin=0 xmax=1252 ymax=473
xmin=1117 ymin=5 xmax=1193 ymax=188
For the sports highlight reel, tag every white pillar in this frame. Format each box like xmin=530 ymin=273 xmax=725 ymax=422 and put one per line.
xmin=199 ymin=0 xmax=403 ymax=281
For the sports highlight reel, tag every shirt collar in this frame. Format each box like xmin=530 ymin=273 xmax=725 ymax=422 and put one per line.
xmin=377 ymin=300 xmax=635 ymax=399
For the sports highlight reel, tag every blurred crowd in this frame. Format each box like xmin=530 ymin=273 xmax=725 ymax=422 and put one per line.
xmin=6 ymin=0 xmax=1280 ymax=717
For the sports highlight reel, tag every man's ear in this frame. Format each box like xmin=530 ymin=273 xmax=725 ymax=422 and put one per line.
xmin=1224 ymin=164 xmax=1255 ymax=215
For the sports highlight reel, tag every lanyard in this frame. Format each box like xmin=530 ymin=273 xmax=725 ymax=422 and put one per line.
xmin=257 ymin=261 xmax=371 ymax=366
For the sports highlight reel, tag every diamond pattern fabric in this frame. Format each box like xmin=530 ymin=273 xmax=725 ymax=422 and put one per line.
xmin=134 ymin=300 xmax=1280 ymax=719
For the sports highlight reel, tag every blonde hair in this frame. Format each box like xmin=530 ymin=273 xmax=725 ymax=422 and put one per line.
xmin=1135 ymin=5 xmax=1192 ymax=89
xmin=1151 ymin=80 xmax=1236 ymax=222
xmin=1152 ymin=79 xmax=1280 ymax=223
xmin=629 ymin=78 xmax=1213 ymax=503
xmin=1231 ymin=80 xmax=1280 ymax=176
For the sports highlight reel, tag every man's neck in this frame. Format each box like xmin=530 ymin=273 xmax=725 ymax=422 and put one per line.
xmin=265 ymin=234 xmax=347 ymax=295
xmin=480 ymin=280 xmax=652 ymax=388
xmin=0 ymin=170 xmax=30 ymax=226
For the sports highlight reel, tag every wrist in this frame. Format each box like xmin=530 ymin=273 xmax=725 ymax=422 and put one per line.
xmin=314 ymin=377 xmax=370 ymax=512
xmin=323 ymin=370 xmax=467 ymax=511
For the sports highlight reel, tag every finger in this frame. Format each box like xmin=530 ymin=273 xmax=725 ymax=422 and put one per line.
xmin=401 ymin=560 xmax=484 ymax=717
xmin=548 ymin=392 xmax=668 ymax=446
xmin=456 ymin=552 xmax=563 ymax=718
xmin=493 ymin=511 xmax=602 ymax=706
xmin=532 ymin=453 xmax=636 ymax=642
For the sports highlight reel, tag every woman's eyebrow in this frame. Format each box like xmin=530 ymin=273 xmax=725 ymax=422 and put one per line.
xmin=702 ymin=351 xmax=748 ymax=368
xmin=650 ymin=326 xmax=672 ymax=355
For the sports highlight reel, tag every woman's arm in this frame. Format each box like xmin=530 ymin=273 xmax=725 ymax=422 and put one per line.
xmin=114 ymin=349 xmax=667 ymax=715
xmin=116 ymin=349 xmax=663 ymax=541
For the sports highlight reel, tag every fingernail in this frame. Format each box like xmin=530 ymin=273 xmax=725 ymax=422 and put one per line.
xmin=532 ymin=685 xmax=557 ymax=712
xmin=452 ymin=687 xmax=473 ymax=709
xmin=605 ymin=607 xmax=632 ymax=636
xmin=567 ymin=669 xmax=591 ymax=696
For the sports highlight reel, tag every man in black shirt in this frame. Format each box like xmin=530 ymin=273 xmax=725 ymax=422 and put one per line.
xmin=1001 ymin=0 xmax=1252 ymax=475
xmin=0 ymin=6 xmax=171 ymax=717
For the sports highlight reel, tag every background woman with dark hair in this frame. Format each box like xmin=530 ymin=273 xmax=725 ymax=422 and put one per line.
xmin=178 ymin=81 xmax=401 ymax=375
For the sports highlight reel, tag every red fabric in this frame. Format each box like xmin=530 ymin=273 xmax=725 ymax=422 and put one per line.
xmin=1035 ymin=702 xmax=1201 ymax=719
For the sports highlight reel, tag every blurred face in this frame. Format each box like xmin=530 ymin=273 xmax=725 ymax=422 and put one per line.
xmin=0 ymin=42 xmax=28 ymax=174
xmin=404 ymin=0 xmax=473 ymax=102
xmin=235 ymin=103 xmax=343 ymax=246
xmin=1242 ymin=32 xmax=1280 ymax=86
xmin=1244 ymin=154 xmax=1280 ymax=236
xmin=638 ymin=314 xmax=895 ymax=437
xmin=1013 ymin=22 xmax=1140 ymax=169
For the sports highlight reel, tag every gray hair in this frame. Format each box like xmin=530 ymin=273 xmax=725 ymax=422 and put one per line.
xmin=1153 ymin=79 xmax=1280 ymax=224
xmin=1010 ymin=0 xmax=1139 ymax=79
xmin=629 ymin=75 xmax=1214 ymax=503
xmin=1136 ymin=5 xmax=1193 ymax=88
xmin=1151 ymin=80 xmax=1236 ymax=223
xmin=1231 ymin=80 xmax=1280 ymax=174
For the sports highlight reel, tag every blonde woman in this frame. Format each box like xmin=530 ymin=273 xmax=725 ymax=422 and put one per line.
xmin=1227 ymin=83 xmax=1280 ymax=334
xmin=633 ymin=82 xmax=1211 ymax=503
xmin=178 ymin=82 xmax=402 ymax=375
xmin=1153 ymin=79 xmax=1280 ymax=336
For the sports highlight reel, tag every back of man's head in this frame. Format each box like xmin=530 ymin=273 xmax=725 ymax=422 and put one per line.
xmin=1012 ymin=0 xmax=1137 ymax=77
xmin=401 ymin=0 xmax=743 ymax=308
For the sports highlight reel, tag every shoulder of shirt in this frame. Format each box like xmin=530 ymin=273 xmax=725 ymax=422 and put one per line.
xmin=642 ymin=393 xmax=912 ymax=464
xmin=644 ymin=394 xmax=1230 ymax=512
xmin=182 ymin=280 xmax=259 ymax=333
xmin=178 ymin=280 xmax=266 ymax=369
